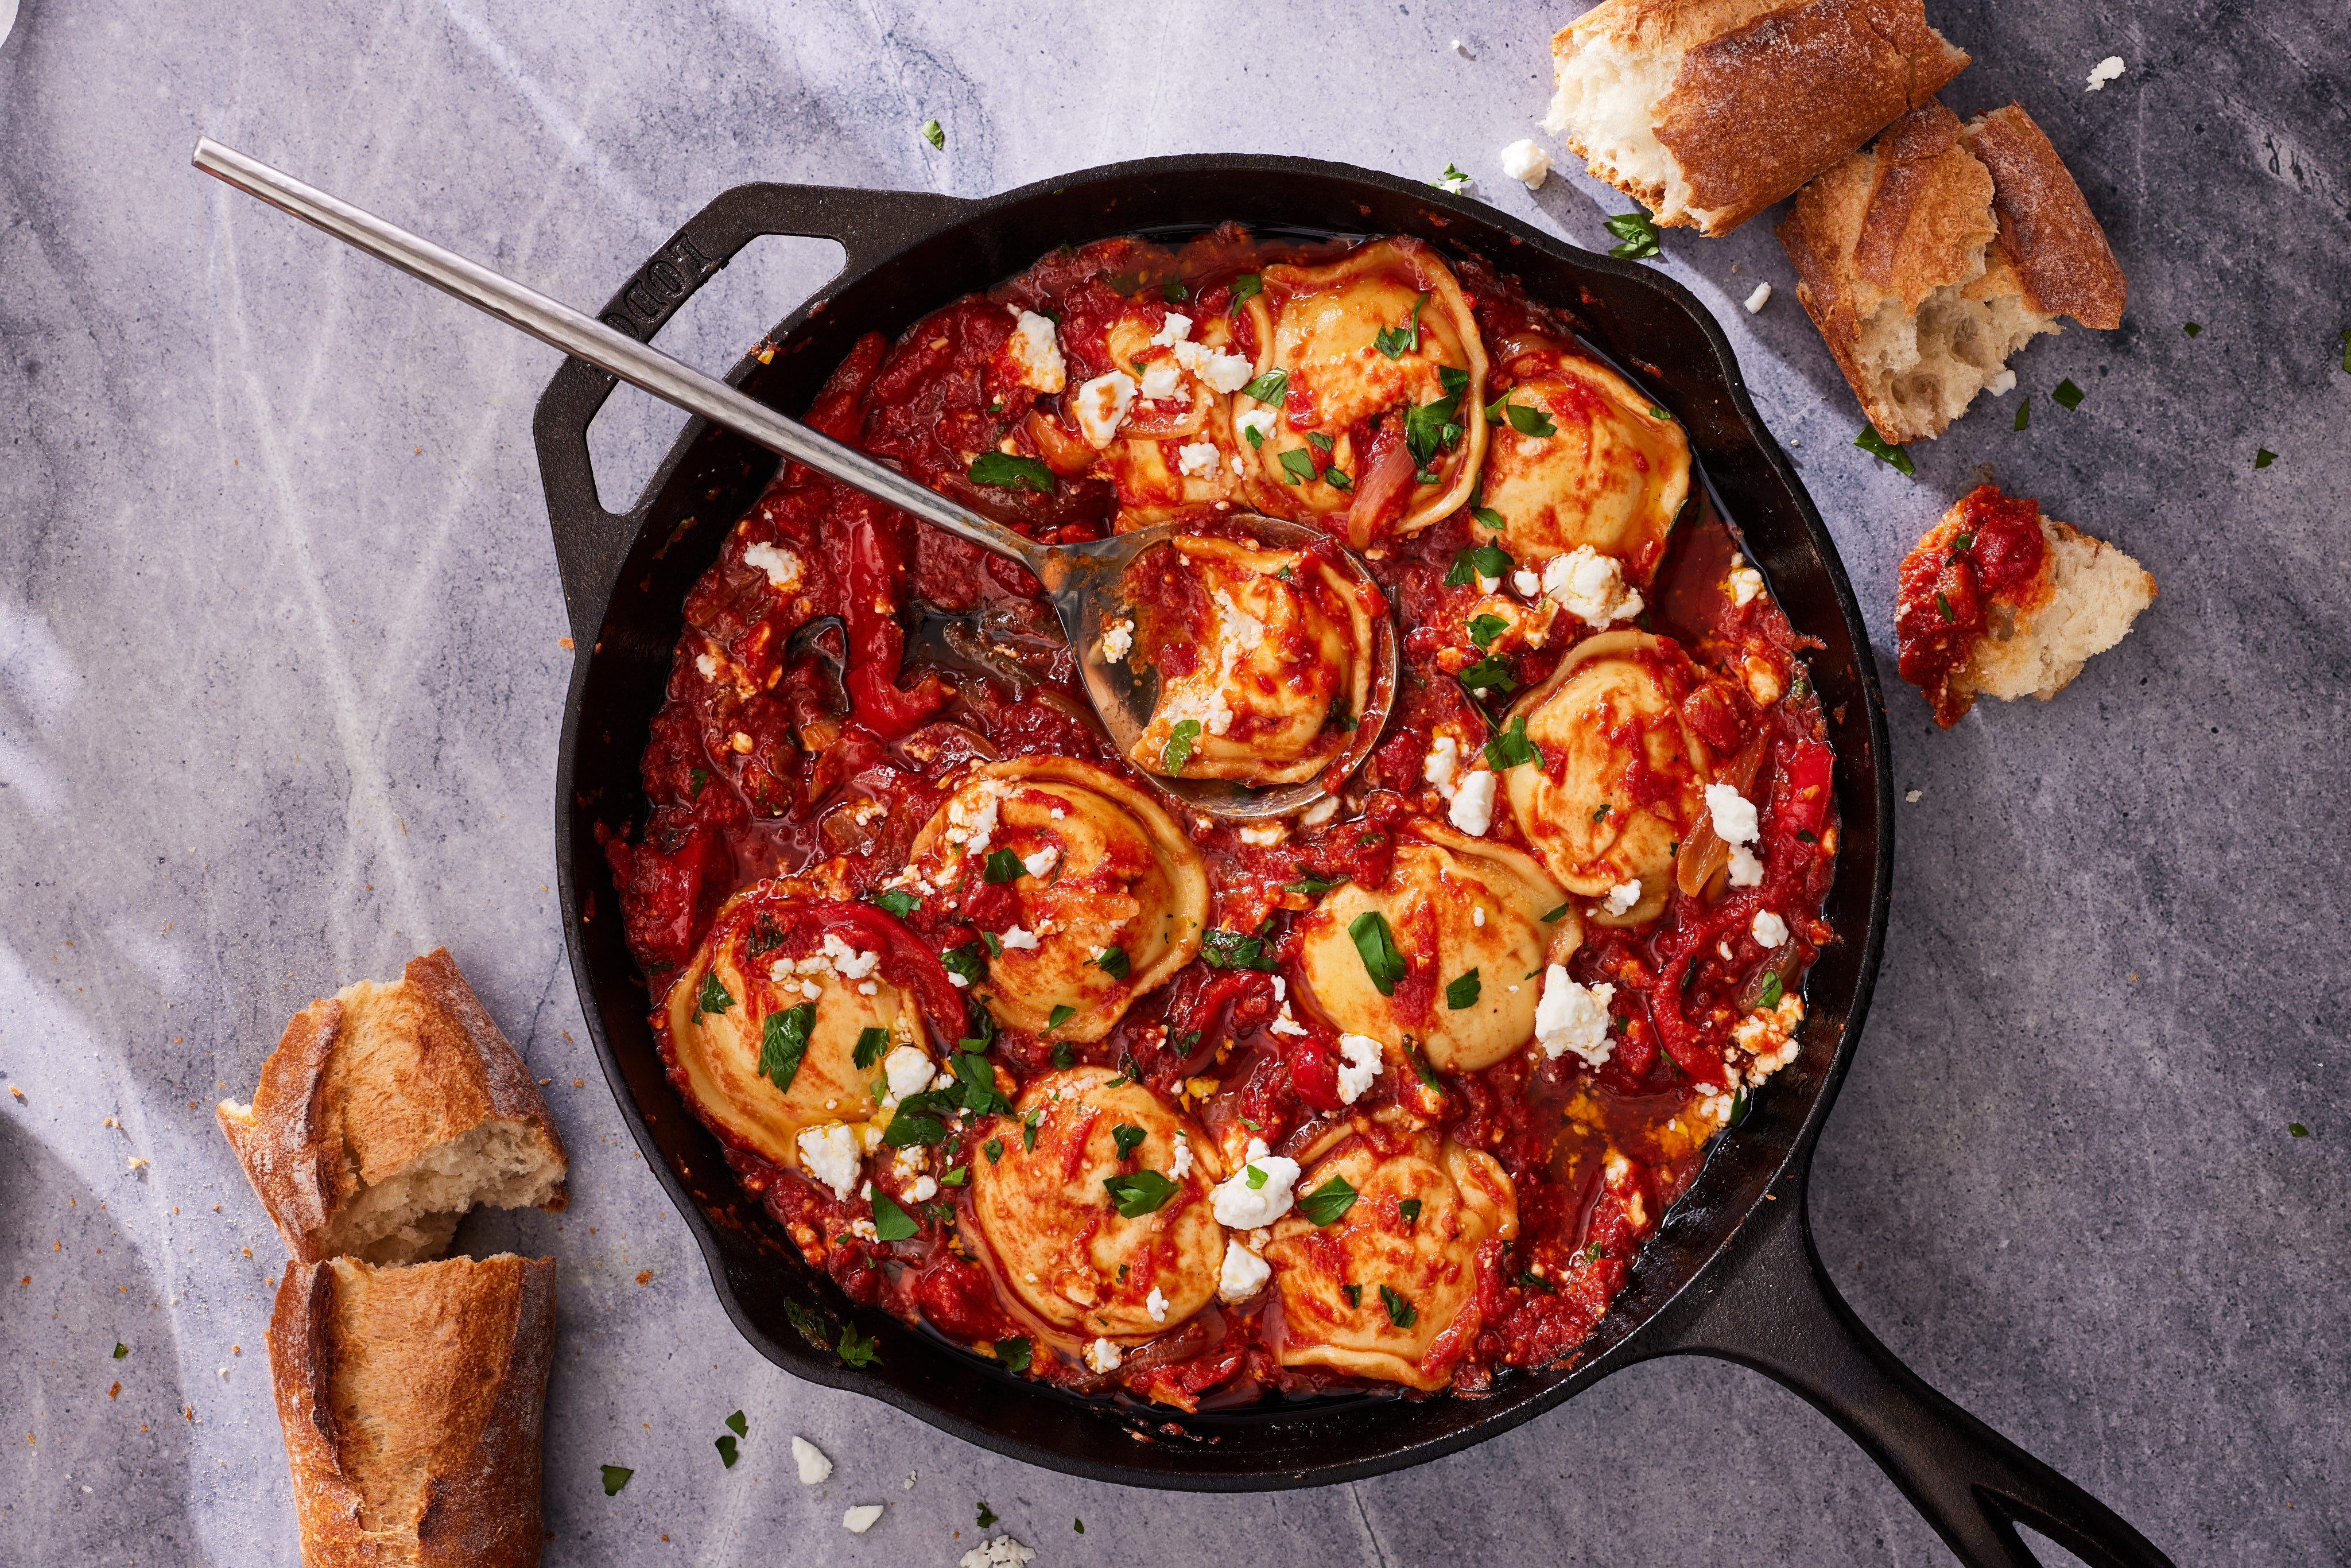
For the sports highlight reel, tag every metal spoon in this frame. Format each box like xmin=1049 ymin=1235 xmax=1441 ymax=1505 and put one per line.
xmin=189 ymin=137 xmax=1397 ymax=823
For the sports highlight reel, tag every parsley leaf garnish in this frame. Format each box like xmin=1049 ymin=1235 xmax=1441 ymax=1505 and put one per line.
xmin=1760 ymin=973 xmax=1783 ymax=1008
xmin=1603 ymin=209 xmax=1661 ymax=259
xmin=1343 ymin=1283 xmax=1363 ymax=1307
xmin=1398 ymin=1198 xmax=1422 ymax=1227
xmin=1492 ymin=401 xmax=1557 ymax=438
xmin=983 ymin=1136 xmax=1004 ymax=1164
xmin=1468 ymin=612 xmax=1508 ymax=650
xmin=1458 ymin=654 xmax=1518 ymax=696
xmin=852 ymin=1026 xmax=891 ymax=1072
xmin=1278 ymin=447 xmax=1318 ymax=486
xmin=1229 ymin=273 xmax=1262 ymax=315
xmin=870 ymin=888 xmax=920 ymax=919
xmin=1103 ymin=1170 xmax=1178 ymax=1217
xmin=1285 ymin=873 xmax=1349 ymax=897
xmin=758 ymin=1003 xmax=816 ymax=1093
xmin=1047 ymin=1003 xmax=1076 ymax=1030
xmin=1484 ymin=715 xmax=1538 ymax=769
xmin=983 ymin=848 xmax=1025 ymax=883
xmin=692 ymin=971 xmax=733 ymax=1023
xmin=1445 ymin=969 xmax=1481 ymax=1010
xmin=1201 ymin=928 xmax=1274 ymax=971
xmin=1347 ymin=910 xmax=1405 ymax=996
xmin=687 ymin=766 xmax=708 ymax=800
xmin=920 ymin=119 xmax=945 ymax=150
xmin=940 ymin=944 xmax=986 ymax=986
xmin=1853 ymin=426 xmax=1914 ymax=476
xmin=1091 ymin=946 xmax=1131 ymax=980
xmin=602 ymin=1464 xmax=634 ymax=1495
xmin=968 ymin=452 xmax=1056 ymax=494
xmin=2014 ymin=397 xmax=2030 ymax=431
xmin=1112 ymin=1123 xmax=1147 ymax=1161
xmin=977 ymin=1501 xmax=1000 ymax=1528
xmin=2052 ymin=378 xmax=2085 ymax=410
xmin=1375 ymin=293 xmax=1429 ymax=360
xmin=837 ymin=1323 xmax=880 ymax=1367
xmin=1239 ymin=368 xmax=1289 ymax=405
xmin=1298 ymin=1175 xmax=1359 ymax=1226
xmin=1379 ymin=1284 xmax=1418 ymax=1328
xmin=2255 ymin=448 xmax=2278 ymax=469
xmin=1163 ymin=718 xmax=1202 ymax=774
xmin=995 ymin=1337 xmax=1034 ymax=1373
xmin=1444 ymin=543 xmax=1512 ymax=587
xmin=1022 ymin=1108 xmax=1043 ymax=1152
xmin=870 ymin=1191 xmax=918 ymax=1241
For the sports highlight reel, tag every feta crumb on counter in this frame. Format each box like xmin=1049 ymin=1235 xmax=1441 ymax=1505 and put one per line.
xmin=1212 ymin=1139 xmax=1301 ymax=1227
xmin=1743 ymin=282 xmax=1771 ymax=314
xmin=792 ymin=1435 xmax=833 ymax=1484
xmin=795 ymin=1123 xmax=862 ymax=1199
xmin=1499 ymin=138 xmax=1550 ymax=189
xmin=1534 ymin=965 xmax=1616 ymax=1065
xmin=742 ymin=541 xmax=806 ymax=592
xmin=961 ymin=1537 xmax=1038 ymax=1568
xmin=1448 ymin=769 xmax=1496 ymax=836
xmin=843 ymin=1505 xmax=884 ymax=1534
xmin=2086 ymin=55 xmax=2125 ymax=91
xmin=1906 ymin=789 xmax=1923 ymax=804
xmin=1752 ymin=909 xmax=1790 ymax=949
xmin=1335 ymin=1034 xmax=1384 ymax=1104
xmin=1704 ymin=782 xmax=1760 ymax=846
xmin=1219 ymin=1238 xmax=1272 ymax=1303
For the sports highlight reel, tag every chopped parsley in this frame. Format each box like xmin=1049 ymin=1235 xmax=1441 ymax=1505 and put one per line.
xmin=920 ymin=118 xmax=945 ymax=150
xmin=1307 ymin=430 xmax=1334 ymax=453
xmin=2290 ymin=1122 xmax=2310 ymax=1138
xmin=1048 ymin=1003 xmax=1076 ymax=1030
xmin=1112 ymin=1123 xmax=1147 ymax=1161
xmin=2255 ymin=448 xmax=2278 ymax=469
xmin=1162 ymin=278 xmax=1190 ymax=303
xmin=1445 ymin=543 xmax=1512 ymax=588
xmin=1760 ymin=973 xmax=1784 ymax=1008
xmin=692 ymin=971 xmax=733 ymax=1023
xmin=837 ymin=1323 xmax=880 ymax=1367
xmin=1325 ymin=467 xmax=1354 ymax=491
xmin=687 ymin=766 xmax=708 ymax=800
xmin=1343 ymin=1283 xmax=1363 ymax=1307
xmin=1379 ymin=1284 xmax=1418 ymax=1328
xmin=1103 ymin=1170 xmax=1178 ymax=1217
xmin=2015 ymin=397 xmax=2030 ymax=431
xmin=1484 ymin=715 xmax=1538 ymax=770
xmin=1458 ymin=654 xmax=1518 ymax=696
xmin=601 ymin=1464 xmax=634 ymax=1496
xmin=2183 ymin=321 xmax=2202 ymax=337
xmin=1091 ymin=946 xmax=1131 ymax=981
xmin=1201 ymin=927 xmax=1275 ymax=971
xmin=977 ymin=1501 xmax=1000 ymax=1529
xmin=941 ymin=1164 xmax=969 ymax=1186
xmin=995 ymin=1336 xmax=1034 ymax=1372
xmin=1854 ymin=427 xmax=1914 ymax=476
xmin=1244 ymin=1164 xmax=1269 ymax=1190
xmin=2052 ymin=378 xmax=2085 ymax=410
xmin=715 ymin=1432 xmax=740 ymax=1468
xmin=1328 ymin=693 xmax=1357 ymax=731
xmin=1433 ymin=162 xmax=1472 ymax=193
xmin=1935 ymin=592 xmax=1954 ymax=622
xmin=112 ymin=1342 xmax=129 ymax=1359
xmin=1375 ymin=293 xmax=1429 ymax=359
xmin=1278 ymin=447 xmax=1318 ymax=486
xmin=940 ymin=944 xmax=987 ymax=985
xmin=1347 ymin=910 xmax=1406 ymax=996
xmin=868 ymin=1189 xmax=919 ymax=1241
xmin=983 ymin=1136 xmax=1005 ymax=1164
xmin=869 ymin=888 xmax=920 ymax=919
xmin=1603 ymin=209 xmax=1661 ymax=259
xmin=1050 ymin=1042 xmax=1074 ymax=1069
xmin=1297 ymin=1175 xmax=1359 ymax=1227
xmin=1398 ymin=1198 xmax=1422 ymax=1227
xmin=1445 ymin=969 xmax=1481 ymax=1010
xmin=967 ymin=452 xmax=1056 ymax=494
xmin=1405 ymin=385 xmax=1470 ymax=468
xmin=1488 ymin=399 xmax=1557 ymax=438
xmin=1728 ymin=1087 xmax=1751 ymax=1127
xmin=1022 ymin=1107 xmax=1043 ymax=1152
xmin=1162 ymin=717 xmax=1202 ymax=773
xmin=1239 ymin=368 xmax=1290 ymax=405
xmin=1229 ymin=273 xmax=1262 ymax=315
xmin=757 ymin=1003 xmax=816 ymax=1093
xmin=1284 ymin=873 xmax=1349 ymax=898
xmin=852 ymin=1026 xmax=891 ymax=1072
xmin=1468 ymin=612 xmax=1508 ymax=650
xmin=1539 ymin=903 xmax=1569 ymax=922
xmin=782 ymin=1298 xmax=834 ymax=1350
xmin=881 ymin=1102 xmax=948 ymax=1148
xmin=983 ymin=847 xmax=1025 ymax=883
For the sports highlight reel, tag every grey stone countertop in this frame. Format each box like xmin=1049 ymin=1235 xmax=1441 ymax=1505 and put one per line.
xmin=2 ymin=1 xmax=2344 ymax=1563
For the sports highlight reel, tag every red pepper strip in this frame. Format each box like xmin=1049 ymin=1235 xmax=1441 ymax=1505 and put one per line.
xmin=1779 ymin=740 xmax=1834 ymax=836
xmin=1650 ymin=948 xmax=1728 ymax=1088
xmin=841 ymin=495 xmax=949 ymax=740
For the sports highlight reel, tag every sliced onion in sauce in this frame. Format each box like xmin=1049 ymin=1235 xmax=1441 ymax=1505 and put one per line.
xmin=1675 ymin=732 xmax=1769 ymax=899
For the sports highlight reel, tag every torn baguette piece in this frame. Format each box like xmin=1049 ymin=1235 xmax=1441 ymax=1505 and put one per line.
xmin=219 ymin=948 xmax=568 ymax=1265
xmin=1895 ymin=484 xmax=2154 ymax=727
xmin=269 ymin=1254 xmax=556 ymax=1568
xmin=1544 ymin=0 xmax=1969 ymax=236
xmin=1779 ymin=100 xmax=2127 ymax=444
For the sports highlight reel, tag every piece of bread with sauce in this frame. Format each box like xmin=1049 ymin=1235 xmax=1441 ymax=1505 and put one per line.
xmin=1779 ymin=100 xmax=2127 ymax=444
xmin=269 ymin=1253 xmax=556 ymax=1568
xmin=219 ymin=948 xmax=569 ymax=1265
xmin=1543 ymin=0 xmax=1970 ymax=236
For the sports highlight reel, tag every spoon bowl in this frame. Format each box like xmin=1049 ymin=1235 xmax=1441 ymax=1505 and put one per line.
xmin=189 ymin=137 xmax=1399 ymax=822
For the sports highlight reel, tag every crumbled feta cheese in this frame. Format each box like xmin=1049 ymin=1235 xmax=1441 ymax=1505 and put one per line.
xmin=796 ymin=1123 xmax=862 ymax=1198
xmin=1212 ymin=1142 xmax=1301 ymax=1228
xmin=1003 ymin=309 xmax=1067 ymax=393
xmin=1177 ymin=441 xmax=1220 ymax=478
xmin=1743 ymin=282 xmax=1772 ymax=315
xmin=1170 ymin=338 xmax=1255 ymax=392
xmin=2085 ymin=55 xmax=2124 ymax=91
xmin=946 ymin=970 xmax=969 ymax=989
xmin=1072 ymin=371 xmax=1136 ymax=447
xmin=1602 ymin=880 xmax=1642 ymax=917
xmin=792 ymin=1435 xmax=833 ymax=1484
xmin=1449 ymin=770 xmax=1496 ymax=836
xmin=1498 ymin=137 xmax=1550 ymax=189
xmin=1335 ymin=1034 xmax=1384 ymax=1104
xmin=1423 ymin=735 xmax=1461 ymax=799
xmin=1145 ymin=1287 xmax=1169 ymax=1324
xmin=1511 ymin=567 xmax=1541 ymax=597
xmin=880 ymin=1046 xmax=932 ymax=1102
xmin=1727 ymin=844 xmax=1765 ymax=887
xmin=1534 ymin=965 xmax=1617 ymax=1065
xmin=946 ymin=782 xmax=1003 ymax=855
xmin=1752 ymin=909 xmax=1790 ymax=949
xmin=822 ymin=933 xmax=880 ymax=980
xmin=848 ymin=1218 xmax=879 ymax=1241
xmin=695 ymin=652 xmax=719 ymax=680
xmin=1169 ymin=1131 xmax=1194 ymax=1180
xmin=1239 ymin=823 xmax=1285 ymax=846
xmin=1085 ymin=1337 xmax=1123 ymax=1373
xmin=843 ymin=1505 xmax=885 ymax=1534
xmin=1152 ymin=312 xmax=1194 ymax=347
xmin=1987 ymin=368 xmax=2018 ymax=395
xmin=909 ymin=1174 xmax=937 ymax=1201
xmin=858 ymin=980 xmax=878 ymax=995
xmin=995 ymin=926 xmax=1040 ymax=956
xmin=1704 ymin=783 xmax=1760 ymax=846
xmin=1727 ymin=564 xmax=1764 ymax=606
xmin=1301 ymin=795 xmax=1340 ymax=827
xmin=1541 ymin=546 xmax=1644 ymax=630
xmin=1099 ymin=618 xmax=1134 ymax=662
xmin=1472 ymin=905 xmax=1485 ymax=927
xmin=1219 ymin=1238 xmax=1272 ymax=1303
xmin=1021 ymin=844 xmax=1058 ymax=879
xmin=1138 ymin=359 xmax=1186 ymax=402
xmin=961 ymin=1535 xmax=1037 ymax=1568
xmin=1437 ymin=166 xmax=1472 ymax=195
xmin=742 ymin=541 xmax=806 ymax=593
xmin=1236 ymin=406 xmax=1278 ymax=442
xmin=1268 ymin=1002 xmax=1309 ymax=1037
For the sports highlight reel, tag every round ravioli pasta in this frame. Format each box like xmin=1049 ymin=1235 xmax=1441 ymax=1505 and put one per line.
xmin=1504 ymin=631 xmax=1713 ymax=925
xmin=1089 ymin=309 xmax=1262 ymax=524
xmin=1296 ymin=824 xmax=1579 ymax=1072
xmin=1126 ymin=533 xmax=1380 ymax=786
xmin=662 ymin=890 xmax=936 ymax=1177
xmin=1236 ymin=238 xmax=1488 ymax=548
xmin=1263 ymin=1130 xmax=1516 ymax=1390
xmin=1479 ymin=343 xmax=1691 ymax=586
xmin=905 ymin=758 xmax=1208 ymax=1041
xmin=969 ymin=1067 xmax=1223 ymax=1340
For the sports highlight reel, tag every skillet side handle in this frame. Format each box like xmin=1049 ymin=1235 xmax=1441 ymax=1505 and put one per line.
xmin=530 ymin=183 xmax=969 ymax=643
xmin=1650 ymin=1168 xmax=2174 ymax=1568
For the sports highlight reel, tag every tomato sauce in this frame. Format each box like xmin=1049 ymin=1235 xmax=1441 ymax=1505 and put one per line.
xmin=604 ymin=227 xmax=1838 ymax=1406
xmin=1895 ymin=483 xmax=2049 ymax=727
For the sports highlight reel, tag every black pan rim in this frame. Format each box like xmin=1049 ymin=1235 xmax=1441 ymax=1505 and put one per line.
xmin=544 ymin=150 xmax=1896 ymax=1491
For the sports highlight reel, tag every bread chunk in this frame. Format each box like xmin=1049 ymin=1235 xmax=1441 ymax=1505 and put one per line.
xmin=1779 ymin=101 xmax=2127 ymax=443
xmin=1544 ymin=0 xmax=1969 ymax=236
xmin=1958 ymin=519 xmax=2156 ymax=707
xmin=219 ymin=949 xmax=568 ymax=1265
xmin=269 ymin=1255 xmax=556 ymax=1568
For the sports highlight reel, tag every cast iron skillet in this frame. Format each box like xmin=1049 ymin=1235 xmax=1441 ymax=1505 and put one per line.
xmin=534 ymin=155 xmax=2167 ymax=1567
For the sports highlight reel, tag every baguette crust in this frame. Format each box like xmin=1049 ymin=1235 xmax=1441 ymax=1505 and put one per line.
xmin=219 ymin=948 xmax=568 ymax=1264
xmin=1551 ymin=0 xmax=1968 ymax=235
xmin=270 ymin=1255 xmax=556 ymax=1568
xmin=1962 ymin=104 xmax=2127 ymax=329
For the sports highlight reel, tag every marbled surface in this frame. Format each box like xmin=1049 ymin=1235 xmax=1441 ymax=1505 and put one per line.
xmin=3 ymin=2 xmax=2345 ymax=1563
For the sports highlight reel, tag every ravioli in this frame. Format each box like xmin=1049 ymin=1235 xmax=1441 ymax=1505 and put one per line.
xmin=904 ymin=758 xmax=1208 ymax=1040
xmin=664 ymin=890 xmax=930 ymax=1175
xmin=1126 ymin=533 xmax=1380 ymax=786
xmin=1263 ymin=1130 xmax=1516 ymax=1390
xmin=1296 ymin=825 xmax=1578 ymax=1072
xmin=969 ymin=1066 xmax=1224 ymax=1340
xmin=1236 ymin=239 xmax=1489 ymax=548
xmin=1075 ymin=303 xmax=1263 ymax=524
xmin=1504 ymin=631 xmax=1713 ymax=925
xmin=1478 ymin=344 xmax=1691 ymax=586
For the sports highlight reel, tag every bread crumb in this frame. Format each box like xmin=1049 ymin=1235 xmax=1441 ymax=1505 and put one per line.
xmin=843 ymin=1504 xmax=884 ymax=1534
xmin=1743 ymin=282 xmax=1771 ymax=314
xmin=2085 ymin=56 xmax=2125 ymax=91
xmin=635 ymin=1270 xmax=652 ymax=1286
xmin=1906 ymin=789 xmax=1922 ymax=803
xmin=792 ymin=1435 xmax=832 ymax=1484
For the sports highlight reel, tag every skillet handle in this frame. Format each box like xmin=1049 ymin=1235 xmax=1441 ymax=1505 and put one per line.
xmin=530 ymin=182 xmax=969 ymax=642
xmin=1649 ymin=1167 xmax=2173 ymax=1567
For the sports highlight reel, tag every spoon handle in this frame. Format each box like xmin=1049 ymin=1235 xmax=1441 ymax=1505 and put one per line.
xmin=191 ymin=137 xmax=1052 ymax=576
